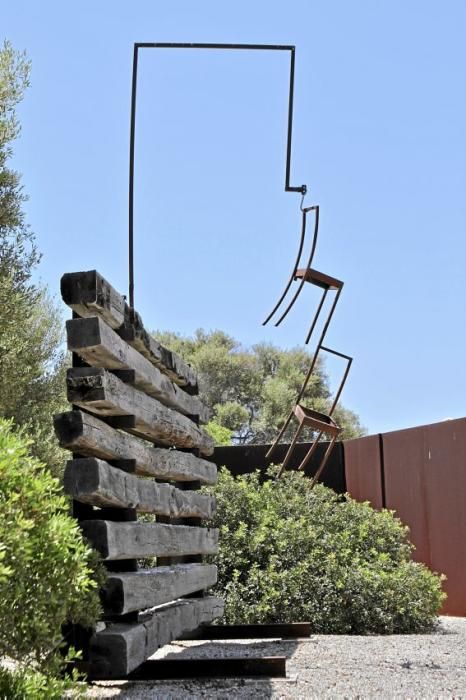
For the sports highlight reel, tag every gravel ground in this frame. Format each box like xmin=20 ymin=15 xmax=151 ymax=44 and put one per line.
xmin=86 ymin=616 xmax=466 ymax=698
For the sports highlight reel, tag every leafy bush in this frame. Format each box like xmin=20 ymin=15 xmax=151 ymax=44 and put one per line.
xmin=208 ymin=468 xmax=445 ymax=633
xmin=0 ymin=419 xmax=102 ymax=679
xmin=0 ymin=666 xmax=81 ymax=700
xmin=204 ymin=420 xmax=232 ymax=446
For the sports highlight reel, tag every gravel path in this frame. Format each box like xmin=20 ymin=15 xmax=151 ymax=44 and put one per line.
xmin=87 ymin=616 xmax=466 ymax=698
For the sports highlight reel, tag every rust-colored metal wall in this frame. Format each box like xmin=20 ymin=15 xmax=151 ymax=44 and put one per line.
xmin=382 ymin=427 xmax=433 ymax=570
xmin=344 ymin=434 xmax=384 ymax=509
xmin=344 ymin=417 xmax=466 ymax=616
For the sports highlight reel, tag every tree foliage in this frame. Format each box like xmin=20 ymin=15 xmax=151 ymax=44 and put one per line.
xmin=0 ymin=40 xmax=38 ymax=281
xmin=207 ymin=468 xmax=445 ymax=633
xmin=0 ymin=41 xmax=67 ymax=476
xmin=155 ymin=328 xmax=365 ymax=444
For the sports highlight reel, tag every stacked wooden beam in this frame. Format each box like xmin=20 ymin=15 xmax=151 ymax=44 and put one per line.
xmin=55 ymin=270 xmax=223 ymax=679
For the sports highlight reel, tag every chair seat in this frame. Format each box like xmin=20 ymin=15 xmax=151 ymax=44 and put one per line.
xmin=293 ymin=404 xmax=342 ymax=438
xmin=294 ymin=268 xmax=343 ymax=291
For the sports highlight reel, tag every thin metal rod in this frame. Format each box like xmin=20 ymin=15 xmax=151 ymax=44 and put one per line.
xmin=297 ymin=352 xmax=319 ymax=404
xmin=320 ymin=345 xmax=352 ymax=361
xmin=135 ymin=42 xmax=295 ymax=50
xmin=297 ymin=286 xmax=342 ymax=402
xmin=285 ymin=48 xmax=302 ymax=193
xmin=277 ymin=420 xmax=304 ymax=476
xmin=329 ymin=355 xmax=353 ymax=416
xmin=297 ymin=430 xmax=324 ymax=471
xmin=265 ymin=409 xmax=294 ymax=460
xmin=308 ymin=435 xmax=338 ymax=488
xmin=128 ymin=42 xmax=306 ymax=308
xmin=274 ymin=205 xmax=320 ymax=327
xmin=316 ymin=286 xmax=343 ymax=349
xmin=128 ymin=44 xmax=138 ymax=310
xmin=305 ymin=287 xmax=328 ymax=345
xmin=262 ymin=205 xmax=308 ymax=326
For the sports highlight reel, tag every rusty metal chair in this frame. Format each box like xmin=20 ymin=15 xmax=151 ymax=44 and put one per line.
xmin=265 ymin=261 xmax=352 ymax=486
xmin=263 ymin=192 xmax=352 ymax=487
xmin=267 ymin=344 xmax=352 ymax=484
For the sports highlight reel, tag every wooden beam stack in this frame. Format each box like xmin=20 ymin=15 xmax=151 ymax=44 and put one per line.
xmin=55 ymin=270 xmax=223 ymax=679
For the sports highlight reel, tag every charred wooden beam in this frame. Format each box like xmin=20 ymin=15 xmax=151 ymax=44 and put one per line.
xmin=66 ymin=317 xmax=209 ymax=422
xmin=119 ymin=309 xmax=198 ymax=394
xmin=88 ymin=596 xmax=224 ymax=678
xmin=66 ymin=368 xmax=214 ymax=455
xmin=61 ymin=269 xmax=126 ymax=329
xmin=61 ymin=270 xmax=197 ymax=390
xmin=54 ymin=410 xmax=217 ymax=483
xmin=102 ymin=563 xmax=218 ymax=615
xmin=80 ymin=520 xmax=219 ymax=560
xmin=64 ymin=458 xmax=215 ymax=518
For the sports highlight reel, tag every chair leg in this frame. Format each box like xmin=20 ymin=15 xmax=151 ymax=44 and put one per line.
xmin=308 ymin=435 xmax=337 ymax=489
xmin=304 ymin=289 xmax=328 ymax=345
xmin=296 ymin=430 xmax=324 ymax=472
xmin=265 ymin=410 xmax=294 ymax=460
xmin=277 ymin=419 xmax=304 ymax=478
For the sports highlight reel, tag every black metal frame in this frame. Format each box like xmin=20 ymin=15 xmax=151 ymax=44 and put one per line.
xmin=128 ymin=42 xmax=306 ymax=308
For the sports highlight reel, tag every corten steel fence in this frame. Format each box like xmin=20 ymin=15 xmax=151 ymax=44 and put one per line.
xmin=212 ymin=416 xmax=466 ymax=617
xmin=344 ymin=417 xmax=466 ymax=617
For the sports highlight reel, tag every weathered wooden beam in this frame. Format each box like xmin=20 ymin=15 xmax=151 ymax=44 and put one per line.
xmin=89 ymin=596 xmax=224 ymax=678
xmin=61 ymin=270 xmax=197 ymax=389
xmin=80 ymin=520 xmax=219 ymax=560
xmin=54 ymin=410 xmax=217 ymax=484
xmin=66 ymin=368 xmax=214 ymax=455
xmin=64 ymin=458 xmax=215 ymax=518
xmin=119 ymin=310 xmax=198 ymax=392
xmin=61 ymin=269 xmax=126 ymax=329
xmin=102 ymin=563 xmax=218 ymax=615
xmin=66 ymin=316 xmax=209 ymax=422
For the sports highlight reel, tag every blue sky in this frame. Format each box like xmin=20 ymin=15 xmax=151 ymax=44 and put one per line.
xmin=3 ymin=1 xmax=466 ymax=435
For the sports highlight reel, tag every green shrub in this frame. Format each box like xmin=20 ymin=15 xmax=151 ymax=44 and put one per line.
xmin=208 ymin=467 xmax=445 ymax=633
xmin=0 ymin=666 xmax=81 ymax=700
xmin=204 ymin=420 xmax=232 ymax=446
xmin=0 ymin=419 xmax=102 ymax=678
